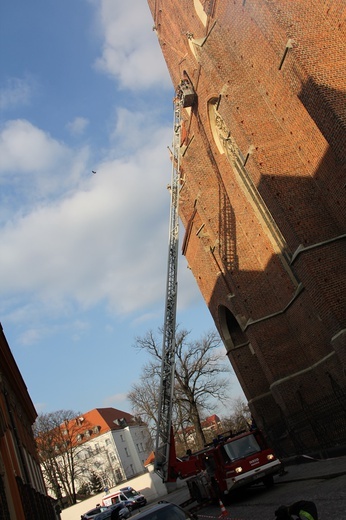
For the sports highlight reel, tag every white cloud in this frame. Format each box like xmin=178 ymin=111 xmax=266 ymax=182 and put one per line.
xmin=93 ymin=0 xmax=170 ymax=90
xmin=0 ymin=1 xmax=201 ymax=337
xmin=66 ymin=117 xmax=89 ymax=136
xmin=18 ymin=327 xmax=43 ymax=346
xmin=0 ymin=109 xmax=174 ymax=319
xmin=0 ymin=0 xmax=210 ymax=415
xmin=0 ymin=119 xmax=90 ymax=220
xmin=0 ymin=101 xmax=204 ymax=332
xmin=0 ymin=119 xmax=67 ymax=173
xmin=0 ymin=76 xmax=35 ymax=111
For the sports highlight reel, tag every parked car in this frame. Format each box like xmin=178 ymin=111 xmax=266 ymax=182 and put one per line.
xmin=81 ymin=505 xmax=108 ymax=520
xmin=102 ymin=491 xmax=137 ymax=510
xmin=94 ymin=503 xmax=131 ymax=520
xmin=130 ymin=502 xmax=197 ymax=520
xmin=119 ymin=487 xmax=147 ymax=509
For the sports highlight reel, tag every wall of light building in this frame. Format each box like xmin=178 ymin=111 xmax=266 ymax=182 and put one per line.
xmin=60 ymin=464 xmax=180 ymax=520
xmin=113 ymin=426 xmax=151 ymax=478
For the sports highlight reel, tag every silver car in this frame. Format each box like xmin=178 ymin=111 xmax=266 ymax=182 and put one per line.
xmin=81 ymin=505 xmax=109 ymax=520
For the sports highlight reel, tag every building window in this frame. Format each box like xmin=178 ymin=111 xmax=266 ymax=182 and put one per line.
xmin=124 ymin=448 xmax=129 ymax=457
xmin=193 ymin=0 xmax=207 ymax=26
xmin=208 ymin=98 xmax=226 ymax=155
xmin=219 ymin=306 xmax=249 ymax=352
xmin=120 ymin=434 xmax=124 ymax=442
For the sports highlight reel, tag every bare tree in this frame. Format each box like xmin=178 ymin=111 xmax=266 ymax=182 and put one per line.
xmin=128 ymin=376 xmax=160 ymax=447
xmin=34 ymin=410 xmax=88 ymax=506
xmin=221 ymin=397 xmax=251 ymax=433
xmin=129 ymin=328 xmax=232 ymax=451
xmin=128 ymin=375 xmax=190 ymax=455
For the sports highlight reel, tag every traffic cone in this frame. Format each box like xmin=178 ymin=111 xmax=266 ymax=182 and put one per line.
xmin=218 ymin=498 xmax=228 ymax=518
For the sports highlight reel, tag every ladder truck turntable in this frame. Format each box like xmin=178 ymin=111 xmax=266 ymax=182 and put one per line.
xmin=155 ymin=75 xmax=282 ymax=504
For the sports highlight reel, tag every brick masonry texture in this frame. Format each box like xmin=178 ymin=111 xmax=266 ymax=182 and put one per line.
xmin=148 ymin=0 xmax=346 ymax=456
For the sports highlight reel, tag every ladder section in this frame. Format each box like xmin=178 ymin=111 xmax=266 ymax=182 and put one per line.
xmin=155 ymin=78 xmax=196 ymax=482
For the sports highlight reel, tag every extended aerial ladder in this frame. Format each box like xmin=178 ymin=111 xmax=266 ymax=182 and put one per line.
xmin=154 ymin=77 xmax=196 ymax=482
xmin=153 ymin=79 xmax=283 ymax=498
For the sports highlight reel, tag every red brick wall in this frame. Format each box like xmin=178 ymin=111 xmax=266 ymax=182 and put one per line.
xmin=148 ymin=0 xmax=346 ymax=455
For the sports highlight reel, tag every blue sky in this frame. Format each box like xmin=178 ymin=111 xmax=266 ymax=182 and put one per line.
xmin=0 ymin=0 xmax=244 ymax=417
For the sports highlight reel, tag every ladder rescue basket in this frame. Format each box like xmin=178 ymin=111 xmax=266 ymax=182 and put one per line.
xmin=177 ymin=79 xmax=197 ymax=108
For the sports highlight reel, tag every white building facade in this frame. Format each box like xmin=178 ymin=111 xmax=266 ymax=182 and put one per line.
xmin=39 ymin=408 xmax=152 ymax=500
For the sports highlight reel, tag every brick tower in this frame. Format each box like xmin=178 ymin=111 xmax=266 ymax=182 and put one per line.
xmin=148 ymin=0 xmax=346 ymax=456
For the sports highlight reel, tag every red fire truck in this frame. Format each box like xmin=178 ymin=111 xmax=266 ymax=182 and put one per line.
xmin=164 ymin=427 xmax=282 ymax=502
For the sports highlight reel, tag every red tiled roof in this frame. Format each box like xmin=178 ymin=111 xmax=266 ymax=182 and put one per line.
xmin=85 ymin=408 xmax=135 ymax=431
xmin=202 ymin=414 xmax=221 ymax=427
xmin=58 ymin=408 xmax=137 ymax=448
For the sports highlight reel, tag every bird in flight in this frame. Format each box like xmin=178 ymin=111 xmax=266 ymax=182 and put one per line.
xmin=92 ymin=170 xmax=96 ymax=174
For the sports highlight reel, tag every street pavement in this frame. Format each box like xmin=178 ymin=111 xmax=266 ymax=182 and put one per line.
xmin=277 ymin=454 xmax=346 ymax=483
xmin=151 ymin=455 xmax=346 ymax=515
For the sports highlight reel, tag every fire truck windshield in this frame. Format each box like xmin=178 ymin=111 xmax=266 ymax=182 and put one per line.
xmin=222 ymin=434 xmax=261 ymax=462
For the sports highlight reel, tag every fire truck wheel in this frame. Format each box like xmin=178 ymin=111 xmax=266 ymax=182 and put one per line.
xmin=191 ymin=483 xmax=203 ymax=503
xmin=263 ymin=475 xmax=274 ymax=488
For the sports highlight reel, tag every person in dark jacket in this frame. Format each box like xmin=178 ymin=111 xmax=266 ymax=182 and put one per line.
xmin=275 ymin=500 xmax=318 ymax=520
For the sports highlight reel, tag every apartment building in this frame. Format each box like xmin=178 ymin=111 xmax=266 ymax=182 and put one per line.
xmin=39 ymin=407 xmax=152 ymax=500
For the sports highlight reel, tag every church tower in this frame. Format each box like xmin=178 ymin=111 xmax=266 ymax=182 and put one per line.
xmin=148 ymin=0 xmax=346 ymax=455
